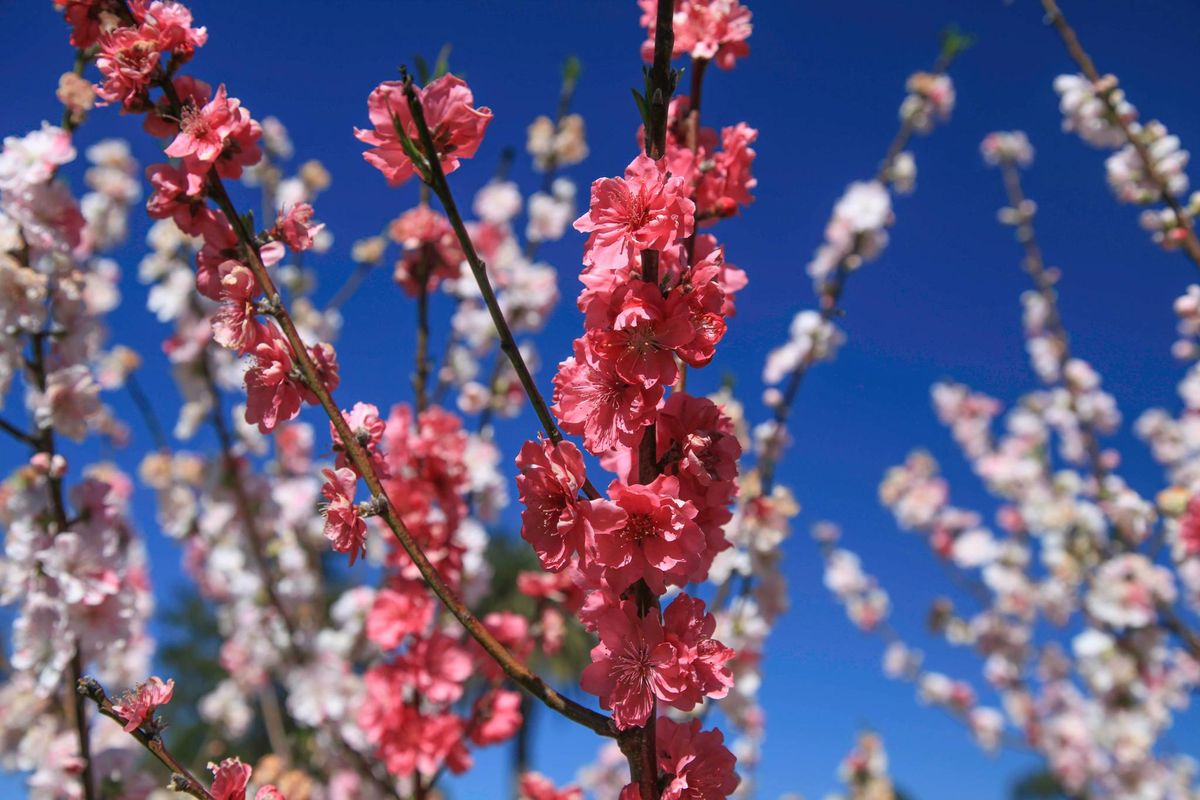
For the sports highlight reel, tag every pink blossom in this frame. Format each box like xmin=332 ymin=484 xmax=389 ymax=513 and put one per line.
xmin=655 ymin=717 xmax=740 ymax=799
xmin=208 ymin=757 xmax=252 ymax=800
xmin=211 ymin=263 xmax=263 ymax=353
xmin=580 ymin=599 xmax=684 ymax=729
xmin=585 ymin=281 xmax=695 ymax=388
xmin=243 ymin=326 xmax=303 ymax=433
xmin=366 ymin=583 xmax=433 ymax=649
xmin=552 ymin=338 xmax=664 ymax=455
xmin=1180 ymin=494 xmax=1200 ymax=556
xmin=275 ymin=203 xmax=323 ymax=252
xmin=356 ymin=73 xmax=492 ymax=187
xmin=661 ymin=593 xmax=734 ymax=709
xmin=516 ymin=439 xmax=624 ymax=571
xmin=138 ymin=0 xmax=208 ymax=60
xmin=640 ymin=0 xmax=753 ymax=70
xmin=593 ymin=475 xmax=705 ymax=593
xmin=95 ymin=26 xmax=161 ymax=109
xmin=0 ymin=123 xmax=76 ymax=192
xmin=145 ymin=163 xmax=217 ymax=234
xmin=164 ymin=84 xmax=261 ymax=180
xmin=388 ymin=205 xmax=464 ymax=295
xmin=395 ymin=631 xmax=472 ymax=704
xmin=330 ymin=401 xmax=387 ymax=477
xmin=470 ymin=689 xmax=523 ymax=746
xmin=519 ymin=772 xmax=583 ymax=800
xmin=574 ymin=154 xmax=694 ymax=272
xmin=111 ymin=676 xmax=174 ymax=733
xmin=320 ymin=467 xmax=367 ymax=565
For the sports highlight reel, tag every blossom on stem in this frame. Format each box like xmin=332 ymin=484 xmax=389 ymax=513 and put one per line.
xmin=111 ymin=676 xmax=174 ymax=733
xmin=356 ymin=73 xmax=492 ymax=187
xmin=320 ymin=467 xmax=367 ymax=565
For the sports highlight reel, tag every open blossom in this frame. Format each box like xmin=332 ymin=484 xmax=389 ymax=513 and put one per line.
xmin=552 ymin=337 xmax=663 ymax=454
xmin=639 ymin=0 xmax=752 ymax=70
xmin=274 ymin=202 xmax=323 ymax=251
xmin=1085 ymin=554 xmax=1176 ymax=628
xmin=661 ymin=593 xmax=735 ymax=709
xmin=208 ymin=758 xmax=251 ymax=800
xmin=1054 ymin=73 xmax=1136 ymax=149
xmin=388 ymin=205 xmax=464 ymax=295
xmin=139 ymin=0 xmax=209 ymax=60
xmin=593 ymin=475 xmax=705 ymax=593
xmin=900 ymin=72 xmax=955 ymax=133
xmin=519 ymin=773 xmax=583 ymax=800
xmin=470 ymin=689 xmax=524 ymax=746
xmin=244 ymin=326 xmax=304 ymax=433
xmin=0 ymin=123 xmax=76 ymax=192
xmin=574 ymin=154 xmax=694 ymax=271
xmin=807 ymin=180 xmax=892 ymax=283
xmin=33 ymin=364 xmax=101 ymax=441
xmin=654 ymin=717 xmax=740 ymax=800
xmin=95 ymin=26 xmax=162 ymax=108
xmin=366 ymin=583 xmax=434 ymax=649
xmin=516 ymin=439 xmax=624 ymax=571
xmin=586 ymin=280 xmax=695 ymax=388
xmin=211 ymin=263 xmax=263 ymax=353
xmin=356 ymin=73 xmax=492 ymax=187
xmin=330 ymin=401 xmax=387 ymax=477
xmin=580 ymin=599 xmax=684 ymax=729
xmin=321 ymin=467 xmax=367 ymax=565
xmin=164 ymin=84 xmax=262 ymax=180
xmin=112 ymin=676 xmax=174 ymax=733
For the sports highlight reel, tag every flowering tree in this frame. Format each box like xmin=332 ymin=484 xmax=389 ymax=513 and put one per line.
xmin=2 ymin=1 xmax=1199 ymax=800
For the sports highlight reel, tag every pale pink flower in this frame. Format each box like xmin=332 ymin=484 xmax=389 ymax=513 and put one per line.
xmin=33 ymin=364 xmax=100 ymax=441
xmin=0 ymin=123 xmax=76 ymax=191
xmin=356 ymin=74 xmax=492 ymax=187
xmin=320 ymin=467 xmax=367 ymax=565
xmin=574 ymin=154 xmax=695 ymax=271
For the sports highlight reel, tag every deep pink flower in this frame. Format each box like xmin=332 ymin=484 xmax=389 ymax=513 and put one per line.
xmin=144 ymin=162 xmax=219 ymax=235
xmin=164 ymin=84 xmax=262 ymax=180
xmin=395 ymin=631 xmax=472 ymax=704
xmin=330 ymin=401 xmax=388 ymax=477
xmin=57 ymin=0 xmax=107 ymax=48
xmin=661 ymin=593 xmax=735 ymax=709
xmin=111 ymin=676 xmax=174 ymax=733
xmin=275 ymin=203 xmax=323 ymax=252
xmin=95 ymin=26 xmax=161 ymax=109
xmin=388 ymin=205 xmax=465 ymax=295
xmin=518 ymin=772 xmax=583 ymax=800
xmin=655 ymin=717 xmax=740 ymax=800
xmin=579 ymin=599 xmax=684 ymax=730
xmin=574 ymin=154 xmax=694 ymax=271
xmin=211 ymin=263 xmax=264 ymax=353
xmin=640 ymin=0 xmax=753 ymax=70
xmin=655 ymin=393 xmax=740 ymax=509
xmin=320 ymin=467 xmax=367 ymax=565
xmin=366 ymin=583 xmax=433 ymax=649
xmin=244 ymin=326 xmax=304 ymax=433
xmin=552 ymin=338 xmax=664 ymax=455
xmin=470 ymin=689 xmax=523 ymax=746
xmin=138 ymin=0 xmax=208 ymax=60
xmin=356 ymin=73 xmax=492 ymax=187
xmin=593 ymin=475 xmax=705 ymax=594
xmin=208 ymin=757 xmax=252 ymax=800
xmin=585 ymin=280 xmax=695 ymax=388
xmin=516 ymin=439 xmax=624 ymax=571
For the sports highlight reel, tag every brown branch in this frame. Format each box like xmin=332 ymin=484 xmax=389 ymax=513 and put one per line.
xmin=76 ymin=676 xmax=214 ymax=800
xmin=1040 ymin=0 xmax=1200 ymax=270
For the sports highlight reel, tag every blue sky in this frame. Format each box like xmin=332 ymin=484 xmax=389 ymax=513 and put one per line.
xmin=3 ymin=1 xmax=1200 ymax=798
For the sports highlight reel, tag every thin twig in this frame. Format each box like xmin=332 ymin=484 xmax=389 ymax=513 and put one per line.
xmin=1040 ymin=0 xmax=1200 ymax=270
xmin=77 ymin=676 xmax=214 ymax=800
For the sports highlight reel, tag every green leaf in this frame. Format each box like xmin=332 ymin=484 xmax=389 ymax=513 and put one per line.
xmin=562 ymin=55 xmax=582 ymax=86
xmin=631 ymin=88 xmax=650 ymax=130
xmin=433 ymin=43 xmax=453 ymax=78
xmin=938 ymin=24 xmax=976 ymax=60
